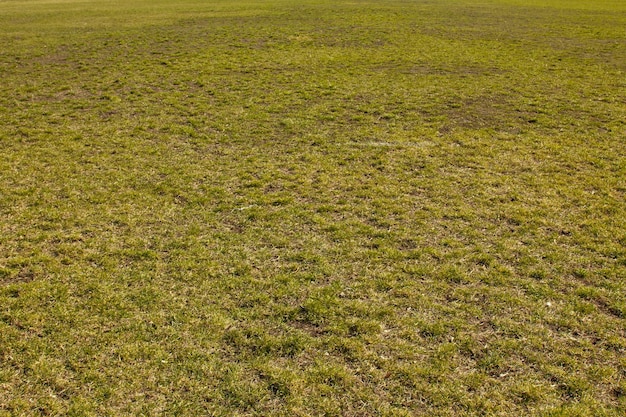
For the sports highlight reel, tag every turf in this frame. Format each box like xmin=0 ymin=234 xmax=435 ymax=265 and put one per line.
xmin=1 ymin=0 xmax=625 ymax=415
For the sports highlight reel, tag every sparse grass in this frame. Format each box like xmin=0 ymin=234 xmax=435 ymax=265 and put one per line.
xmin=1 ymin=0 xmax=625 ymax=415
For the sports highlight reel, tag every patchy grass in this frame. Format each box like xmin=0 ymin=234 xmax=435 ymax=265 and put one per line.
xmin=1 ymin=0 xmax=625 ymax=415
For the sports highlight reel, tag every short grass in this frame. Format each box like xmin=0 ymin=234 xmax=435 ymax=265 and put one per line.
xmin=1 ymin=0 xmax=625 ymax=415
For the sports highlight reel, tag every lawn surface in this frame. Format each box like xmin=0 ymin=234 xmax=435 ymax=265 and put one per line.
xmin=1 ymin=0 xmax=625 ymax=415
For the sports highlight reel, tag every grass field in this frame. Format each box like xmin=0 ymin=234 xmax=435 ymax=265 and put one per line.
xmin=1 ymin=0 xmax=625 ymax=415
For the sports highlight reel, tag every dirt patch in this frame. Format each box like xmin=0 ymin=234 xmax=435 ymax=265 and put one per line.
xmin=441 ymin=94 xmax=536 ymax=132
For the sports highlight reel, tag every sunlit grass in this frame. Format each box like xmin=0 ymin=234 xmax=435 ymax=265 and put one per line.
xmin=1 ymin=0 xmax=625 ymax=415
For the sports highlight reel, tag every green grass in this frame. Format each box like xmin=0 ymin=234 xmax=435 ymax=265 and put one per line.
xmin=1 ymin=0 xmax=625 ymax=415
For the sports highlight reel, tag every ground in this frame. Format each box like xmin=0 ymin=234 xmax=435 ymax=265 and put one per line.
xmin=0 ymin=0 xmax=625 ymax=415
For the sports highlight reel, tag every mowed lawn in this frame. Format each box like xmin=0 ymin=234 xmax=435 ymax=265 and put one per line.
xmin=1 ymin=0 xmax=625 ymax=415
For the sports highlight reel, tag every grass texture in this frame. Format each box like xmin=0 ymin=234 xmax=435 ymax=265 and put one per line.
xmin=1 ymin=0 xmax=625 ymax=415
